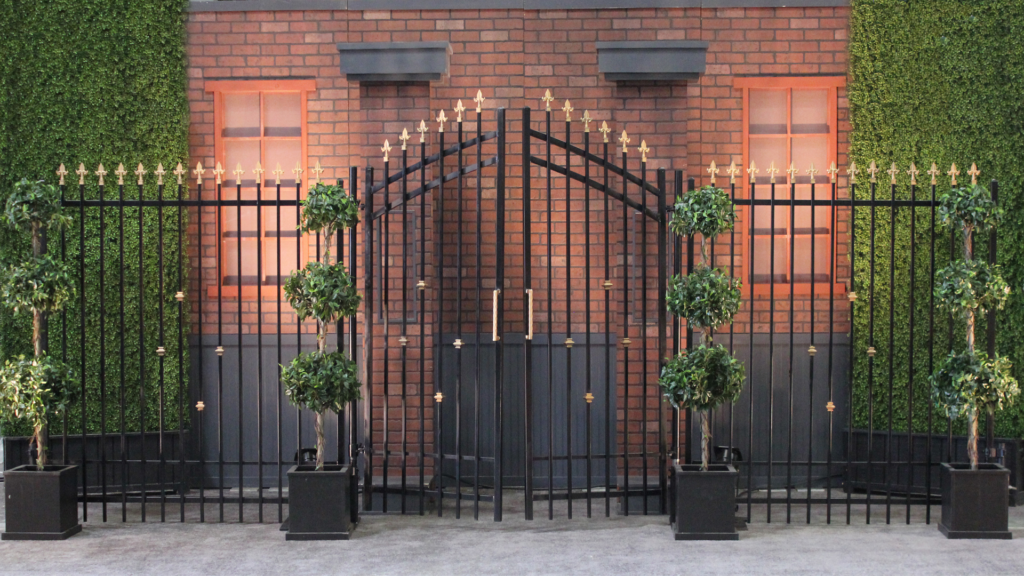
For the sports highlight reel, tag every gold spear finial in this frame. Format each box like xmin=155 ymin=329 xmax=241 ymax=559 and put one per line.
xmin=56 ymin=164 xmax=68 ymax=186
xmin=134 ymin=163 xmax=146 ymax=186
xmin=212 ymin=162 xmax=224 ymax=185
xmin=562 ymin=100 xmax=573 ymax=122
xmin=887 ymin=162 xmax=899 ymax=185
xmin=638 ymin=140 xmax=650 ymax=163
xmin=417 ymin=119 xmax=429 ymax=143
xmin=807 ymin=163 xmax=818 ymax=184
xmin=948 ymin=163 xmax=960 ymax=186
xmin=436 ymin=109 xmax=447 ymax=133
xmin=847 ymin=161 xmax=859 ymax=184
xmin=707 ymin=161 xmax=719 ymax=186
xmin=194 ymin=162 xmax=206 ymax=186
xmin=726 ymin=160 xmax=741 ymax=184
xmin=96 ymin=163 xmax=108 ymax=186
xmin=581 ymin=110 xmax=593 ymax=132
xmin=786 ymin=162 xmax=798 ymax=183
xmin=454 ymin=99 xmax=465 ymax=123
xmin=75 ymin=163 xmax=88 ymax=186
xmin=232 ymin=163 xmax=245 ymax=184
xmin=155 ymin=163 xmax=166 ymax=186
xmin=172 ymin=162 xmax=185 ymax=186
xmin=907 ymin=162 xmax=919 ymax=186
xmin=311 ymin=160 xmax=324 ymax=184
xmin=618 ymin=130 xmax=630 ymax=155
xmin=273 ymin=163 xmax=283 ymax=185
xmin=766 ymin=161 xmax=779 ymax=184
xmin=968 ymin=163 xmax=980 ymax=185
xmin=867 ymin=161 xmax=879 ymax=183
xmin=253 ymin=162 xmax=265 ymax=184
xmin=115 ymin=163 xmax=128 ymax=186
xmin=747 ymin=161 xmax=759 ymax=183
xmin=293 ymin=161 xmax=303 ymax=183
xmin=382 ymin=139 xmax=392 ymax=162
xmin=542 ymin=89 xmax=554 ymax=112
xmin=474 ymin=89 xmax=485 ymax=113
xmin=826 ymin=161 xmax=839 ymax=183
xmin=399 ymin=128 xmax=410 ymax=151
xmin=927 ymin=162 xmax=940 ymax=186
xmin=599 ymin=121 xmax=611 ymax=143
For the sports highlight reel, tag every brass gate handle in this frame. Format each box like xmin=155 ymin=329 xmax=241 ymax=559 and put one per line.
xmin=525 ymin=289 xmax=533 ymax=340
xmin=492 ymin=288 xmax=501 ymax=342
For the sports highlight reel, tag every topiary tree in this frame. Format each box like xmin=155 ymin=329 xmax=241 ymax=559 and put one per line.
xmin=931 ymin=183 xmax=1019 ymax=469
xmin=660 ymin=185 xmax=745 ymax=470
xmin=0 ymin=179 xmax=76 ymax=468
xmin=281 ymin=182 xmax=362 ymax=471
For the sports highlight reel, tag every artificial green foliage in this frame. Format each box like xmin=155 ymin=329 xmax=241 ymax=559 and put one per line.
xmin=668 ymin=185 xmax=736 ymax=240
xmin=666 ymin=268 xmax=741 ymax=332
xmin=1 ymin=256 xmax=75 ymax=315
xmin=934 ymin=260 xmax=1009 ymax=318
xmin=931 ymin=350 xmax=1019 ymax=421
xmin=938 ymin=184 xmax=1002 ymax=233
xmin=5 ymin=179 xmax=72 ymax=232
xmin=281 ymin=351 xmax=361 ymax=416
xmin=0 ymin=355 xmax=77 ymax=468
xmin=848 ymin=0 xmax=1024 ymax=439
xmin=0 ymin=0 xmax=190 ymax=439
xmin=284 ymin=261 xmax=361 ymax=325
xmin=299 ymin=182 xmax=360 ymax=245
xmin=660 ymin=345 xmax=745 ymax=412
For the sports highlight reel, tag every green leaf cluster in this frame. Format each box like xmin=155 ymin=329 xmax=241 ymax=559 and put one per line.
xmin=1 ymin=255 xmax=75 ymax=315
xmin=299 ymin=182 xmax=360 ymax=241
xmin=934 ymin=259 xmax=1009 ymax=318
xmin=5 ymin=179 xmax=71 ymax=232
xmin=660 ymin=345 xmax=745 ymax=412
xmin=931 ymin=350 xmax=1020 ymax=420
xmin=668 ymin=185 xmax=736 ymax=239
xmin=666 ymin=268 xmax=741 ymax=332
xmin=284 ymin=261 xmax=361 ymax=326
xmin=0 ymin=355 xmax=77 ymax=444
xmin=281 ymin=350 xmax=361 ymax=416
xmin=938 ymin=184 xmax=1002 ymax=232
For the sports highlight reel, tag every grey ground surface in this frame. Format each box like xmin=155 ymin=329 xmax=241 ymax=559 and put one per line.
xmin=3 ymin=483 xmax=1024 ymax=575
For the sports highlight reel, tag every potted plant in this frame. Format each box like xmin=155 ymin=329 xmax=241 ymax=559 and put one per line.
xmin=280 ymin=181 xmax=362 ymax=540
xmin=931 ymin=182 xmax=1019 ymax=539
xmin=660 ymin=184 xmax=744 ymax=540
xmin=1 ymin=178 xmax=79 ymax=541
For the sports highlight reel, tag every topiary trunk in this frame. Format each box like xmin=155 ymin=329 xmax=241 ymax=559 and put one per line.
xmin=32 ymin=222 xmax=48 ymax=468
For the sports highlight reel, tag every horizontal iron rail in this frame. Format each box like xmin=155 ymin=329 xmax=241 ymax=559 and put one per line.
xmin=62 ymin=199 xmax=302 ymax=207
xmin=368 ymin=131 xmax=499 ymax=195
xmin=370 ymin=156 xmax=498 ymax=220
xmin=527 ymin=128 xmax=662 ymax=198
xmin=528 ymin=156 xmax=659 ymax=221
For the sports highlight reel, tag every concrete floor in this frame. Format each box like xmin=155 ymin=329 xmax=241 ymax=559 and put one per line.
xmin=3 ymin=484 xmax=1024 ymax=575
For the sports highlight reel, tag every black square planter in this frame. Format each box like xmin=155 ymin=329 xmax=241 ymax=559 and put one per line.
xmin=939 ymin=463 xmax=1012 ymax=539
xmin=671 ymin=463 xmax=738 ymax=541
xmin=2 ymin=465 xmax=82 ymax=541
xmin=285 ymin=464 xmax=352 ymax=541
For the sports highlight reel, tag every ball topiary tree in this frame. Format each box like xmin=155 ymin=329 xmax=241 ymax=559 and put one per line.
xmin=0 ymin=178 xmax=77 ymax=469
xmin=280 ymin=182 xmax=362 ymax=471
xmin=660 ymin=185 xmax=745 ymax=471
xmin=931 ymin=183 xmax=1019 ymax=470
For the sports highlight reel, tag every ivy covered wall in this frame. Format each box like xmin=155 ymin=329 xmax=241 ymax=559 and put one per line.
xmin=0 ymin=0 xmax=190 ymax=437
xmin=848 ymin=0 xmax=1024 ymax=437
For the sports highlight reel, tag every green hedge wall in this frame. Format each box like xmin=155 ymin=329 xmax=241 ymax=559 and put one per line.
xmin=0 ymin=0 xmax=190 ymax=437
xmin=848 ymin=0 xmax=1024 ymax=438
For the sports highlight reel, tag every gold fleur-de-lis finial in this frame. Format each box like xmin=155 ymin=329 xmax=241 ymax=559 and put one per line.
xmin=726 ymin=160 xmax=741 ymax=184
xmin=927 ymin=162 xmax=940 ymax=185
xmin=581 ymin=110 xmax=593 ymax=132
xmin=618 ymin=130 xmax=630 ymax=155
xmin=766 ymin=161 xmax=779 ymax=184
xmin=907 ymin=162 xmax=920 ymax=186
xmin=436 ymin=109 xmax=447 ymax=133
xmin=115 ymin=161 xmax=129 ymax=183
xmin=786 ymin=162 xmax=798 ymax=183
xmin=474 ymin=89 xmax=485 ymax=113
xmin=454 ymin=99 xmax=466 ymax=123
xmin=948 ymin=163 xmax=960 ymax=186
xmin=747 ymin=161 xmax=759 ymax=183
xmin=56 ymin=164 xmax=68 ymax=186
xmin=807 ymin=163 xmax=818 ymax=184
xmin=155 ymin=163 xmax=166 ymax=186
xmin=134 ymin=163 xmax=146 ymax=186
xmin=707 ymin=161 xmax=719 ymax=186
xmin=867 ymin=161 xmax=879 ymax=183
xmin=847 ymin=161 xmax=859 ymax=184
xmin=638 ymin=140 xmax=650 ymax=163
xmin=826 ymin=161 xmax=839 ymax=183
xmin=173 ymin=162 xmax=186 ymax=186
xmin=75 ymin=163 xmax=88 ymax=185
xmin=193 ymin=163 xmax=206 ymax=186
xmin=232 ymin=163 xmax=244 ymax=184
xmin=399 ymin=128 xmax=410 ymax=151
xmin=293 ymin=162 xmax=303 ymax=182
xmin=212 ymin=162 xmax=224 ymax=185
xmin=96 ymin=163 xmax=108 ymax=186
xmin=311 ymin=160 xmax=324 ymax=184
xmin=562 ymin=100 xmax=573 ymax=122
xmin=417 ymin=119 xmax=428 ymax=143
xmin=273 ymin=163 xmax=283 ymax=185
xmin=599 ymin=121 xmax=611 ymax=143
xmin=253 ymin=162 xmax=265 ymax=184
xmin=542 ymin=89 xmax=554 ymax=112
xmin=382 ymin=139 xmax=392 ymax=162
xmin=887 ymin=162 xmax=899 ymax=184
xmin=968 ymin=163 xmax=980 ymax=185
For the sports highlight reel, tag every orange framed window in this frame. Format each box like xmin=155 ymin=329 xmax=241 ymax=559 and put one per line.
xmin=206 ymin=79 xmax=315 ymax=297
xmin=736 ymin=76 xmax=844 ymax=296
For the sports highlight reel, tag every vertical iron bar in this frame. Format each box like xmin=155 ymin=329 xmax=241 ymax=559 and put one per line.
xmin=178 ymin=176 xmax=186 ymax=522
xmin=907 ymin=180 xmax=917 ymax=524
xmin=546 ymin=106 xmax=554 ymax=520
xmin=79 ymin=173 xmax=87 ymax=523
xmin=565 ymin=112 xmax=574 ymax=519
xmin=383 ymin=159 xmax=392 ymax=514
xmin=455 ymin=118 xmax=464 ymax=520
xmin=886 ymin=179 xmax=896 ymax=525
xmin=640 ymin=157 xmax=649 ymax=516
xmin=348 ymin=167 xmax=359 ymax=525
xmin=119 ymin=178 xmax=128 ymax=522
xmin=276 ymin=178 xmax=282 ymax=523
xmin=523 ymin=107 xmax=534 ymax=521
xmin=418 ymin=137 xmax=427 ymax=516
xmin=474 ymin=109 xmax=482 ymax=521
xmin=217 ymin=176 xmax=225 ymax=522
xmin=657 ymin=168 xmax=668 ymax=516
xmin=807 ymin=177 xmax=816 ymax=524
xmin=194 ymin=177 xmax=203 ymax=524
xmin=747 ymin=177 xmax=755 ymax=522
xmin=768 ymin=176 xmax=776 ymax=523
xmin=363 ymin=167 xmax=375 ymax=512
xmin=99 ymin=174 xmax=108 ymax=522
xmin=846 ymin=181 xmax=856 ymax=525
xmin=159 ymin=177 xmax=167 ymax=523
xmin=584 ymin=122 xmax=593 ymax=518
xmin=620 ymin=146 xmax=630 ymax=515
xmin=495 ymin=107 xmax=507 ymax=522
xmin=986 ymin=180 xmax=998 ymax=460
xmin=402 ymin=138 xmax=410 ymax=516
xmin=256 ymin=175 xmax=264 ymax=523
xmin=137 ymin=176 xmax=146 ymax=523
xmin=927 ymin=178 xmax=936 ymax=524
xmin=236 ymin=176 xmax=244 ymax=523
xmin=867 ymin=178 xmax=877 ymax=525
xmin=787 ymin=175 xmax=795 ymax=524
xmin=434 ymin=127 xmax=445 ymax=518
xmin=603 ymin=142 xmax=613 ymax=519
xmin=826 ymin=176 xmax=837 ymax=524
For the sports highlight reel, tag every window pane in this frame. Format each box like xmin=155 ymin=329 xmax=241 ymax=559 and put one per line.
xmin=225 ymin=140 xmax=261 ymax=189
xmin=791 ymin=89 xmax=829 ymax=134
xmin=752 ymin=236 xmax=787 ymax=284
xmin=750 ymin=137 xmax=787 ymax=185
xmin=265 ymin=139 xmax=302 ymax=189
xmin=264 ymin=93 xmax=301 ymax=137
xmin=749 ymin=90 xmax=787 ymax=135
xmin=223 ymin=93 xmax=260 ymax=138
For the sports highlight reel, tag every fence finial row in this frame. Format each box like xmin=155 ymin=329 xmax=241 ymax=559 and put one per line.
xmin=704 ymin=160 xmax=979 ymax=186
